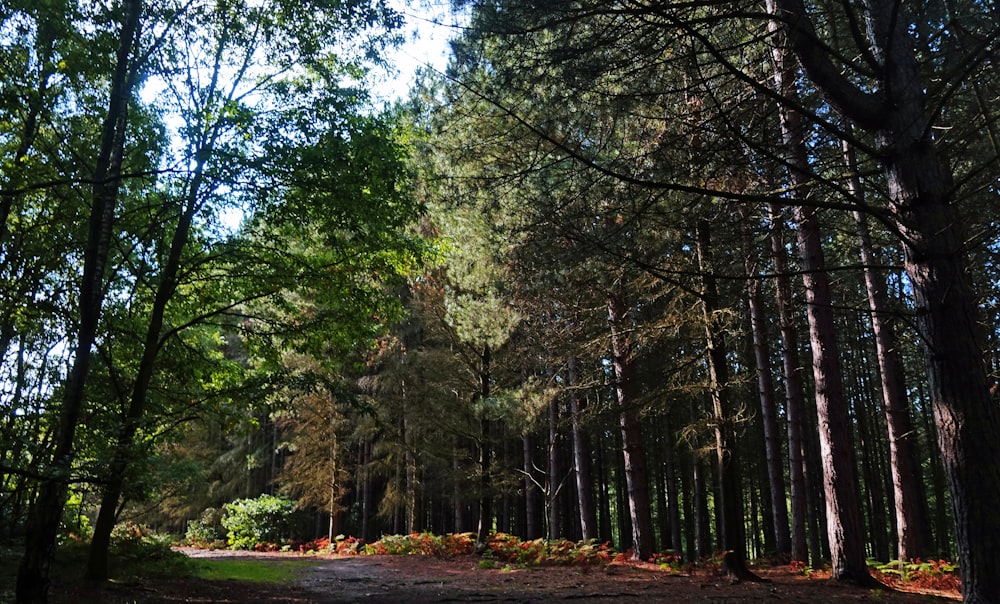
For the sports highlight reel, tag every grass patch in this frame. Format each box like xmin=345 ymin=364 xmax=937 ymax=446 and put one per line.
xmin=189 ymin=558 xmax=310 ymax=583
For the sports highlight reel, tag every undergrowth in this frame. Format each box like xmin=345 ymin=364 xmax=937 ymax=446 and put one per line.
xmin=868 ymin=558 xmax=961 ymax=592
xmin=292 ymin=532 xmax=685 ymax=569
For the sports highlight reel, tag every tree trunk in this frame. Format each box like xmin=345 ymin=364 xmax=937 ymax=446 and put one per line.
xmin=791 ymin=204 xmax=874 ymax=584
xmin=476 ymin=344 xmax=493 ymax=549
xmin=693 ymin=455 xmax=712 ymax=558
xmin=918 ymin=383 xmax=953 ymax=559
xmin=362 ymin=440 xmax=373 ymax=542
xmin=696 ymin=221 xmax=761 ymax=582
xmin=405 ymin=416 xmax=421 ymax=533
xmin=765 ymin=5 xmax=877 ymax=584
xmin=16 ymin=2 xmax=141 ymax=601
xmin=393 ymin=443 xmax=404 ymax=534
xmin=846 ymin=140 xmax=930 ymax=562
xmin=500 ymin=436 xmax=514 ymax=534
xmin=768 ymin=206 xmax=809 ymax=563
xmin=455 ymin=439 xmax=466 ymax=533
xmin=740 ymin=206 xmax=791 ymax=557
xmin=802 ymin=405 xmax=829 ymax=565
xmin=608 ymin=288 xmax=654 ymax=561
xmin=547 ymin=395 xmax=562 ymax=539
xmin=654 ymin=456 xmax=669 ymax=551
xmin=688 ymin=398 xmax=713 ymax=559
xmin=661 ymin=413 xmax=684 ymax=554
xmin=896 ymin=188 xmax=1000 ymax=601
xmin=568 ymin=358 xmax=598 ymax=541
xmin=678 ymin=443 xmax=696 ymax=561
xmin=595 ymin=439 xmax=613 ymax=544
xmin=523 ymin=435 xmax=541 ymax=539
xmin=612 ymin=427 xmax=631 ymax=550
xmin=850 ymin=367 xmax=891 ymax=562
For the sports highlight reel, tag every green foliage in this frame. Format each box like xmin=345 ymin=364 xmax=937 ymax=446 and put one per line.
xmin=185 ymin=507 xmax=226 ymax=546
xmin=364 ymin=532 xmax=476 ymax=556
xmin=484 ymin=533 xmax=614 ymax=567
xmin=649 ymin=551 xmax=683 ymax=572
xmin=106 ymin=523 xmax=194 ymax=579
xmin=868 ymin=558 xmax=960 ymax=592
xmin=359 ymin=532 xmax=614 ymax=567
xmin=59 ymin=491 xmax=92 ymax=541
xmin=221 ymin=494 xmax=300 ymax=550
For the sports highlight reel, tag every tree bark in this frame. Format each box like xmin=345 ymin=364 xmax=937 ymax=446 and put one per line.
xmin=392 ymin=445 xmax=404 ymax=534
xmin=455 ymin=439 xmax=466 ymax=533
xmin=499 ymin=437 xmax=514 ymax=535
xmin=693 ymin=451 xmax=713 ymax=558
xmin=523 ymin=435 xmax=541 ymax=539
xmin=612 ymin=427 xmax=631 ymax=550
xmin=767 ymin=205 xmax=809 ymax=563
xmin=476 ymin=344 xmax=493 ymax=549
xmin=792 ymin=202 xmax=874 ymax=584
xmin=607 ymin=288 xmax=654 ymax=561
xmin=845 ymin=140 xmax=930 ymax=562
xmin=896 ymin=187 xmax=1000 ymax=601
xmin=547 ymin=394 xmax=562 ymax=540
xmin=918 ymin=383 xmax=953 ymax=559
xmin=595 ymin=438 xmax=613 ymax=544
xmin=567 ymin=358 xmax=598 ymax=541
xmin=765 ymin=4 xmax=877 ymax=584
xmin=740 ymin=206 xmax=791 ymax=557
xmin=660 ymin=413 xmax=684 ymax=554
xmin=849 ymin=360 xmax=891 ymax=562
xmin=405 ymin=415 xmax=422 ymax=533
xmin=362 ymin=440 xmax=373 ymax=542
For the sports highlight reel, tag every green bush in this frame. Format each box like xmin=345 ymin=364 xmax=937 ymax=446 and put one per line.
xmin=102 ymin=523 xmax=194 ymax=579
xmin=221 ymin=495 xmax=297 ymax=549
xmin=185 ymin=507 xmax=225 ymax=546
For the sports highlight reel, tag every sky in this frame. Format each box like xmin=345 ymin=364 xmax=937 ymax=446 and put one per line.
xmin=371 ymin=0 xmax=461 ymax=102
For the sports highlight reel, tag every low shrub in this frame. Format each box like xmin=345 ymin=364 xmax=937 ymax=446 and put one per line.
xmin=486 ymin=533 xmax=613 ymax=566
xmin=185 ymin=507 xmax=226 ymax=546
xmin=650 ymin=551 xmax=683 ymax=571
xmin=869 ymin=558 xmax=960 ymax=592
xmin=356 ymin=532 xmax=612 ymax=566
xmin=334 ymin=535 xmax=365 ymax=554
xmin=221 ymin=494 xmax=299 ymax=550
xmin=365 ymin=532 xmax=475 ymax=556
xmin=107 ymin=523 xmax=193 ymax=578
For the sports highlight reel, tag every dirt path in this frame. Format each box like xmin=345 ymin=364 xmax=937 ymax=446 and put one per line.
xmin=175 ymin=548 xmax=960 ymax=603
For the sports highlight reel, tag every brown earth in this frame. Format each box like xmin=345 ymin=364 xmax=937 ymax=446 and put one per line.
xmin=41 ymin=547 xmax=961 ymax=603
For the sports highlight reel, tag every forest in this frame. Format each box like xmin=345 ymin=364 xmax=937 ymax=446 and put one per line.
xmin=1 ymin=0 xmax=999 ymax=603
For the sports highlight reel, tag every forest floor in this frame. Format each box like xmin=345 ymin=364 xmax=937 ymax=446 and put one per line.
xmin=24 ymin=546 xmax=961 ymax=603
